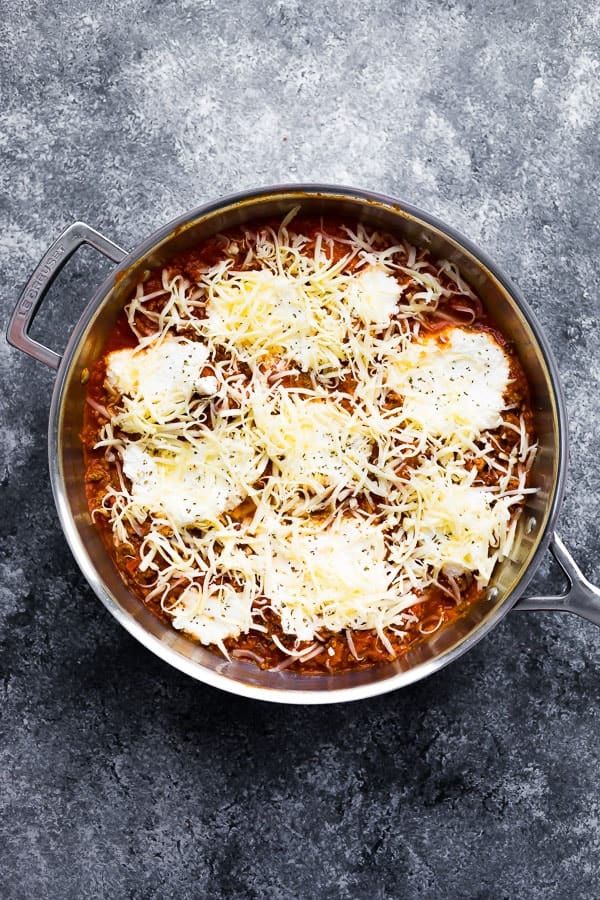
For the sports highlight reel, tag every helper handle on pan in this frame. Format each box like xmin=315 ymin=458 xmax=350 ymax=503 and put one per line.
xmin=515 ymin=532 xmax=600 ymax=625
xmin=7 ymin=222 xmax=127 ymax=370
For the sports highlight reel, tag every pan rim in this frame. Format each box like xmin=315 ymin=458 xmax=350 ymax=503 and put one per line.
xmin=47 ymin=183 xmax=569 ymax=704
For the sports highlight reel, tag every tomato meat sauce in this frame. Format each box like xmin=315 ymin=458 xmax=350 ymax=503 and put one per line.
xmin=82 ymin=216 xmax=536 ymax=674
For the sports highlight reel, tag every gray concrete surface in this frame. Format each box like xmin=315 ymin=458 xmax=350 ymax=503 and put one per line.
xmin=1 ymin=1 xmax=599 ymax=898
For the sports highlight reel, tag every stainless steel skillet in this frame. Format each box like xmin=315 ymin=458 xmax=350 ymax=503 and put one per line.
xmin=7 ymin=185 xmax=600 ymax=704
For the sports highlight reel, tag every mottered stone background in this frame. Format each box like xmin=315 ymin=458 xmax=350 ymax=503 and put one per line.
xmin=1 ymin=2 xmax=599 ymax=898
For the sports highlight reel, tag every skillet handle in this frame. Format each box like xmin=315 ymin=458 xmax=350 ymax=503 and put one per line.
xmin=514 ymin=532 xmax=600 ymax=625
xmin=6 ymin=221 xmax=127 ymax=370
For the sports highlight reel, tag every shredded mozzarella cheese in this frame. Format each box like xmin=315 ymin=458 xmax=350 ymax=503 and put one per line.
xmin=94 ymin=218 xmax=536 ymax=655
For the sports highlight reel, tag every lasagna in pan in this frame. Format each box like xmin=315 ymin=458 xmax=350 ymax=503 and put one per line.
xmin=82 ymin=213 xmax=536 ymax=672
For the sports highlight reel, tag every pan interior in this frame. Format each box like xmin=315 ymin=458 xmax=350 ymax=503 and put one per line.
xmin=50 ymin=188 xmax=564 ymax=701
